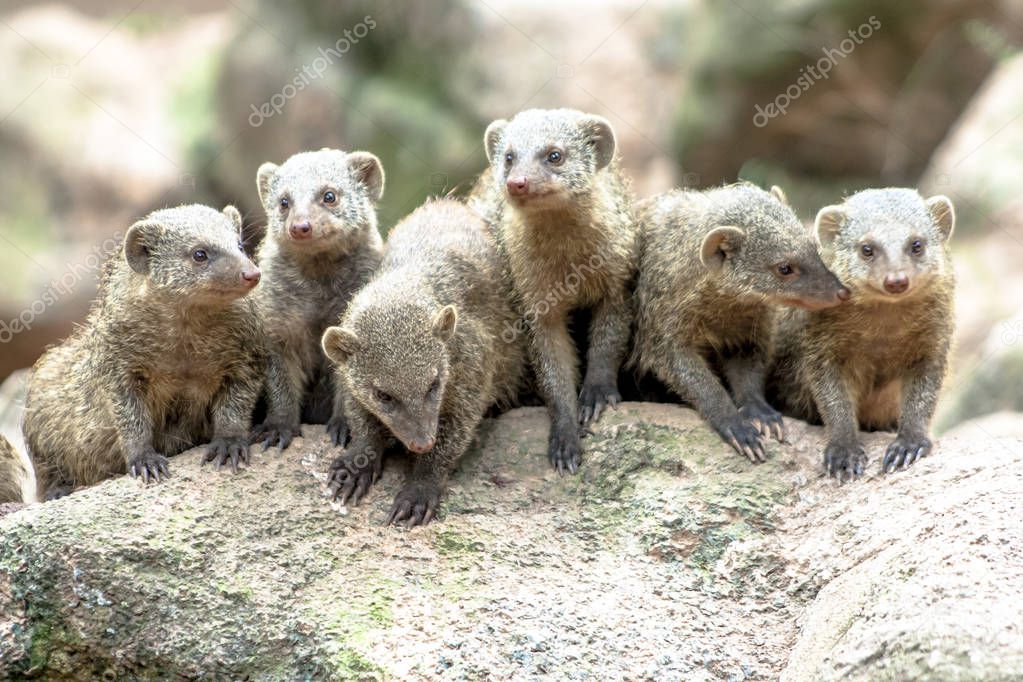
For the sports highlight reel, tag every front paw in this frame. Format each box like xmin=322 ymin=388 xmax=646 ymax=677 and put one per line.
xmin=713 ymin=415 xmax=767 ymax=463
xmin=823 ymin=441 xmax=867 ymax=482
xmin=203 ymin=437 xmax=250 ymax=473
xmin=250 ymin=421 xmax=302 ymax=450
xmin=127 ymin=449 xmax=170 ymax=484
xmin=739 ymin=400 xmax=786 ymax=442
xmin=328 ymin=448 xmax=381 ymax=505
xmin=548 ymin=422 xmax=582 ymax=475
xmin=883 ymin=435 xmax=932 ymax=473
xmin=386 ymin=480 xmax=443 ymax=527
xmin=325 ymin=415 xmax=349 ymax=447
xmin=578 ymin=380 xmax=621 ymax=426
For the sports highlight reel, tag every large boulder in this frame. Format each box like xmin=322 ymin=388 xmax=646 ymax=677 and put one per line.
xmin=2 ymin=403 xmax=1020 ymax=679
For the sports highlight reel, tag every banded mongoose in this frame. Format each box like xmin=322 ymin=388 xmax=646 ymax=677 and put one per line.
xmin=631 ymin=183 xmax=849 ymax=461
xmin=477 ymin=108 xmax=637 ymax=474
xmin=249 ymin=148 xmax=384 ymax=450
xmin=768 ymin=188 xmax=956 ymax=480
xmin=321 ymin=199 xmax=526 ymax=527
xmin=20 ymin=205 xmax=266 ymax=499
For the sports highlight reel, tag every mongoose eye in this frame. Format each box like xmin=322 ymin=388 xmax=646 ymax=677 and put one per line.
xmin=504 ymin=151 xmax=514 ymax=166
xmin=860 ymin=244 xmax=874 ymax=259
xmin=279 ymin=197 xmax=290 ymax=212
xmin=238 ymin=242 xmax=245 ymax=252
xmin=192 ymin=250 xmax=208 ymax=263
xmin=910 ymin=239 xmax=924 ymax=255
xmin=775 ymin=262 xmax=796 ymax=278
xmin=546 ymin=150 xmax=563 ymax=164
xmin=373 ymin=388 xmax=394 ymax=405
xmin=323 ymin=191 xmax=337 ymax=206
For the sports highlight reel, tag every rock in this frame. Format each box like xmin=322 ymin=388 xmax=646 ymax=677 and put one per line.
xmin=921 ymin=51 xmax=1023 ymax=235
xmin=2 ymin=403 xmax=1020 ymax=679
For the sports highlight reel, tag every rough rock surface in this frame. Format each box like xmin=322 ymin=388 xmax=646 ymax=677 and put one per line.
xmin=1 ymin=403 xmax=1021 ymax=680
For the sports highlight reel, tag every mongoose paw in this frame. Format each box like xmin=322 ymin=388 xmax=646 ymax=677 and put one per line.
xmin=127 ymin=450 xmax=170 ymax=484
xmin=325 ymin=416 xmax=350 ymax=447
xmin=578 ymin=381 xmax=622 ymax=426
xmin=386 ymin=480 xmax=442 ymax=528
xmin=250 ymin=422 xmax=302 ymax=451
xmin=328 ymin=451 xmax=381 ymax=506
xmin=739 ymin=401 xmax=786 ymax=442
xmin=203 ymin=437 xmax=250 ymax=474
xmin=882 ymin=436 xmax=932 ymax=474
xmin=823 ymin=442 xmax=867 ymax=482
xmin=716 ymin=416 xmax=768 ymax=463
xmin=548 ymin=425 xmax=582 ymax=475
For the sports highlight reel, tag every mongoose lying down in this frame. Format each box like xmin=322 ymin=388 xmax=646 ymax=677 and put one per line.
xmin=477 ymin=108 xmax=638 ymax=475
xmin=250 ymin=148 xmax=384 ymax=451
xmin=631 ymin=183 xmax=849 ymax=462
xmin=21 ymin=204 xmax=266 ymax=500
xmin=768 ymin=188 xmax=956 ymax=480
xmin=322 ymin=198 xmax=527 ymax=526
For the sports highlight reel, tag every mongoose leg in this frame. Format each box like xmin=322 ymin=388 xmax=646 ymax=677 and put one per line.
xmin=112 ymin=381 xmax=169 ymax=483
xmin=252 ymin=352 xmax=304 ymax=450
xmin=884 ymin=353 xmax=947 ymax=473
xmin=722 ymin=351 xmax=785 ymax=442
xmin=658 ymin=346 xmax=767 ymax=462
xmin=325 ymin=379 xmax=350 ymax=447
xmin=329 ymin=401 xmax=387 ymax=506
xmin=203 ymin=362 xmax=261 ymax=472
xmin=531 ymin=314 xmax=583 ymax=474
xmin=579 ymin=294 xmax=630 ymax=426
xmin=808 ymin=358 xmax=866 ymax=481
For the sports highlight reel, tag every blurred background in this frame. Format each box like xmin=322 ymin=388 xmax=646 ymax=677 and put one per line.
xmin=1 ymin=0 xmax=1021 ymax=437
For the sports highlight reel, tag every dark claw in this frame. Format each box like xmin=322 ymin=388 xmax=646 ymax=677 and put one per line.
xmin=250 ymin=422 xmax=301 ymax=451
xmin=127 ymin=450 xmax=170 ymax=486
xmin=883 ymin=436 xmax=932 ymax=474
xmin=548 ymin=423 xmax=583 ymax=475
xmin=204 ymin=437 xmax=251 ymax=474
xmin=387 ymin=480 xmax=443 ymax=527
xmin=578 ymin=382 xmax=622 ymax=427
xmin=739 ymin=401 xmax=786 ymax=443
xmin=326 ymin=416 xmax=349 ymax=447
xmin=823 ymin=441 xmax=867 ymax=482
xmin=718 ymin=416 xmax=768 ymax=463
xmin=328 ymin=451 xmax=380 ymax=506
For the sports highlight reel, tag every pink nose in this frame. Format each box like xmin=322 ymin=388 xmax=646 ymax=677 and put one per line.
xmin=407 ymin=437 xmax=436 ymax=454
xmin=837 ymin=287 xmax=851 ymax=301
xmin=289 ymin=221 xmax=312 ymax=239
xmin=883 ymin=273 xmax=909 ymax=294
xmin=241 ymin=268 xmax=261 ymax=287
xmin=506 ymin=177 xmax=529 ymax=197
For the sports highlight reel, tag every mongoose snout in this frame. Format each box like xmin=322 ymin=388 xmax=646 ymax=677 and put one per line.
xmin=883 ymin=272 xmax=910 ymax=294
xmin=288 ymin=220 xmax=313 ymax=240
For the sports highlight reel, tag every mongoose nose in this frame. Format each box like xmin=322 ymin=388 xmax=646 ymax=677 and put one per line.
xmin=837 ymin=287 xmax=851 ymax=301
xmin=241 ymin=268 xmax=261 ymax=287
xmin=289 ymin=221 xmax=313 ymax=239
xmin=883 ymin=273 xmax=909 ymax=294
xmin=506 ymin=177 xmax=530 ymax=197
xmin=407 ymin=437 xmax=436 ymax=454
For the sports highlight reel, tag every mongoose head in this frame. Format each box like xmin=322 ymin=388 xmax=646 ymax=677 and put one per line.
xmin=815 ymin=188 xmax=954 ymax=302
xmin=700 ymin=185 xmax=849 ymax=310
xmin=256 ymin=148 xmax=384 ymax=254
xmin=124 ymin=204 xmax=261 ymax=303
xmin=322 ymin=295 xmax=457 ymax=455
xmin=484 ymin=108 xmax=616 ymax=212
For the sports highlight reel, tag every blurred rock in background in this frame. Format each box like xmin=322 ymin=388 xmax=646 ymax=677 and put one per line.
xmin=0 ymin=0 xmax=1021 ymax=429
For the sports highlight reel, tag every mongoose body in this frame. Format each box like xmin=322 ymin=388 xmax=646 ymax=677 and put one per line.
xmin=321 ymin=199 xmax=526 ymax=526
xmin=478 ymin=108 xmax=637 ymax=474
xmin=250 ymin=148 xmax=384 ymax=449
xmin=632 ymin=183 xmax=848 ymax=461
xmin=768 ymin=188 xmax=956 ymax=479
xmin=0 ymin=435 xmax=26 ymax=503
xmin=21 ymin=205 xmax=265 ymax=499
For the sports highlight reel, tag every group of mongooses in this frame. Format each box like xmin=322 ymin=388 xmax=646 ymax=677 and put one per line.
xmin=0 ymin=108 xmax=956 ymax=524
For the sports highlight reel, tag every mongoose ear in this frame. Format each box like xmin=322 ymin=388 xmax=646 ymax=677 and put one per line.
xmin=348 ymin=152 xmax=385 ymax=204
xmin=484 ymin=119 xmax=508 ymax=165
xmin=222 ymin=205 xmax=243 ymax=235
xmin=578 ymin=115 xmax=616 ymax=170
xmin=124 ymin=220 xmax=164 ymax=275
xmin=814 ymin=205 xmax=846 ymax=247
xmin=700 ymin=226 xmax=745 ymax=271
xmin=770 ymin=185 xmax=789 ymax=205
xmin=432 ymin=305 xmax=458 ymax=342
xmin=322 ymin=326 xmax=361 ymax=364
xmin=925 ymin=195 xmax=955 ymax=242
xmin=256 ymin=162 xmax=279 ymax=206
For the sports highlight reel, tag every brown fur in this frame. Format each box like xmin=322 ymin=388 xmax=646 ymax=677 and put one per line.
xmin=321 ymin=199 xmax=526 ymax=526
